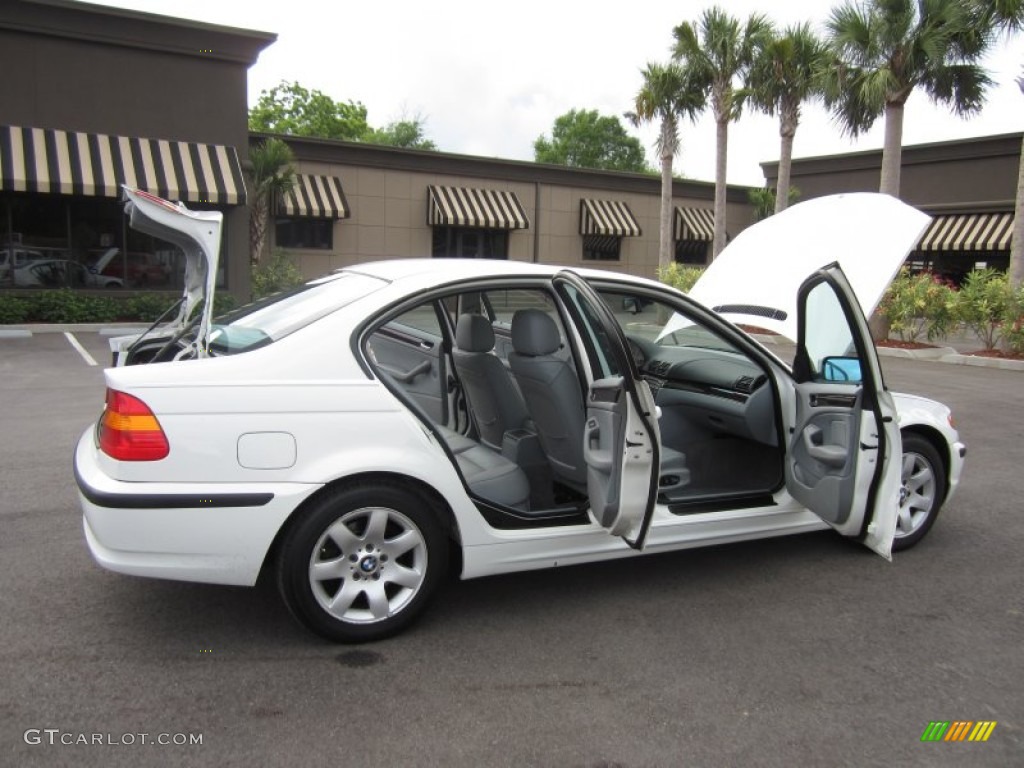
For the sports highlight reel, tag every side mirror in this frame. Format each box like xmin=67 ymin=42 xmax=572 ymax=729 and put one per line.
xmin=821 ymin=356 xmax=862 ymax=383
xmin=622 ymin=297 xmax=640 ymax=314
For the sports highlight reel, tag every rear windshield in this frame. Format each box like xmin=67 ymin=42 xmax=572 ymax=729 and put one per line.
xmin=208 ymin=273 xmax=385 ymax=355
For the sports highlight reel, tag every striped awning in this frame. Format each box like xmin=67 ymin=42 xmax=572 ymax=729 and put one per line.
xmin=917 ymin=212 xmax=1014 ymax=252
xmin=0 ymin=125 xmax=246 ymax=205
xmin=427 ymin=185 xmax=529 ymax=229
xmin=279 ymin=174 xmax=350 ymax=219
xmin=579 ymin=199 xmax=641 ymax=237
xmin=674 ymin=207 xmax=715 ymax=241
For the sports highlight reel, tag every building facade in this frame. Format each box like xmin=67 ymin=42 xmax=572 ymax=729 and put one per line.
xmin=761 ymin=133 xmax=1021 ymax=282
xmin=261 ymin=133 xmax=753 ymax=282
xmin=0 ymin=0 xmax=274 ymax=297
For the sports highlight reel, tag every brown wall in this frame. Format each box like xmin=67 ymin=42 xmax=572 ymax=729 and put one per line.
xmin=761 ymin=133 xmax=1021 ymax=212
xmin=273 ymin=137 xmax=757 ymax=281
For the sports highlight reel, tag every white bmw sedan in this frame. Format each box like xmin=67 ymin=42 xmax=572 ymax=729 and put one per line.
xmin=74 ymin=188 xmax=965 ymax=642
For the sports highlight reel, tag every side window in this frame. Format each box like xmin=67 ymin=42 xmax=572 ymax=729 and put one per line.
xmin=803 ymin=281 xmax=862 ymax=384
xmin=561 ymin=283 xmax=621 ymax=378
xmin=485 ymin=289 xmax=557 ymax=326
xmin=391 ymin=305 xmax=442 ymax=338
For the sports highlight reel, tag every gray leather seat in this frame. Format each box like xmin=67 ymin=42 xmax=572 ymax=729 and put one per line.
xmin=435 ymin=425 xmax=530 ymax=509
xmin=509 ymin=309 xmax=690 ymax=494
xmin=452 ymin=314 xmax=531 ymax=451
xmin=508 ymin=309 xmax=588 ymax=490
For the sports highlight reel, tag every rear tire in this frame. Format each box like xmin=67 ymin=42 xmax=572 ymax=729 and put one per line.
xmin=277 ymin=483 xmax=448 ymax=643
xmin=892 ymin=434 xmax=946 ymax=552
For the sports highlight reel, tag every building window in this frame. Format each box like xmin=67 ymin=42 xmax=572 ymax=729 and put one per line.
xmin=432 ymin=227 xmax=508 ymax=259
xmin=582 ymin=235 xmax=621 ymax=262
xmin=275 ymin=218 xmax=333 ymax=250
xmin=1 ymin=193 xmax=226 ymax=290
xmin=675 ymin=239 xmax=709 ymax=265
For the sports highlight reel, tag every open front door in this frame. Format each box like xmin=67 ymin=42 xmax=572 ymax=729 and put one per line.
xmin=554 ymin=272 xmax=660 ymax=550
xmin=787 ymin=264 xmax=901 ymax=559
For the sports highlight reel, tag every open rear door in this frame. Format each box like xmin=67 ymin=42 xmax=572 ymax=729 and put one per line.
xmin=786 ymin=264 xmax=901 ymax=559
xmin=554 ymin=272 xmax=660 ymax=550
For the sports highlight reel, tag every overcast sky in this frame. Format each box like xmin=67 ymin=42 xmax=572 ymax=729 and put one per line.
xmin=88 ymin=0 xmax=1022 ymax=186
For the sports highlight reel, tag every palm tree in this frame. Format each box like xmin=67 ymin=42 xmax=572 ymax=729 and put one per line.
xmin=748 ymin=23 xmax=830 ymax=214
xmin=673 ymin=7 xmax=774 ymax=258
xmin=248 ymin=138 xmax=296 ymax=266
xmin=971 ymin=0 xmax=1024 ymax=287
xmin=825 ymin=0 xmax=991 ymax=197
xmin=627 ymin=62 xmax=705 ymax=271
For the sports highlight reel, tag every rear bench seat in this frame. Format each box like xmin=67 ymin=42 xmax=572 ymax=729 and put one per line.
xmin=436 ymin=426 xmax=530 ymax=510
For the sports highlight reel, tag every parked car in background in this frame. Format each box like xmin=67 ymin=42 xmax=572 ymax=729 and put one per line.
xmin=0 ymin=247 xmax=48 ymax=282
xmin=75 ymin=187 xmax=966 ymax=643
xmin=89 ymin=247 xmax=170 ymax=287
xmin=14 ymin=259 xmax=123 ymax=288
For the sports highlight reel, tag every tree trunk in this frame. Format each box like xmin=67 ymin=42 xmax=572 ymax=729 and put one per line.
xmin=250 ymin=195 xmax=268 ymax=266
xmin=1009 ymin=132 xmax=1024 ymax=290
xmin=713 ymin=117 xmax=728 ymax=259
xmin=879 ymin=101 xmax=905 ymax=197
xmin=659 ymin=120 xmax=674 ymax=272
xmin=775 ymin=126 xmax=795 ymax=215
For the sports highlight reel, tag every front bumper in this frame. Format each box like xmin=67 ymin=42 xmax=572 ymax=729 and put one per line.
xmin=74 ymin=429 xmax=321 ymax=586
xmin=944 ymin=440 xmax=967 ymax=506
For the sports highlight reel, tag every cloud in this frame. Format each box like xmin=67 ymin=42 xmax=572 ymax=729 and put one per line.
xmin=89 ymin=0 xmax=1023 ymax=186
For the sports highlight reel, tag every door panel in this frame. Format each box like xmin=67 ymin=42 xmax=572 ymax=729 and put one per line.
xmin=788 ymin=387 xmax=863 ymax=525
xmin=368 ymin=322 xmax=446 ymax=424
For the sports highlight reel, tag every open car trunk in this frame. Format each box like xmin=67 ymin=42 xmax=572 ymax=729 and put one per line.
xmin=109 ymin=187 xmax=223 ymax=366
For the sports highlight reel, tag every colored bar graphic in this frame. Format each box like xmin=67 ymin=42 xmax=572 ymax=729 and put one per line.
xmin=921 ymin=722 xmax=949 ymax=741
xmin=945 ymin=721 xmax=973 ymax=741
xmin=921 ymin=721 xmax=996 ymax=742
xmin=969 ymin=722 xmax=997 ymax=742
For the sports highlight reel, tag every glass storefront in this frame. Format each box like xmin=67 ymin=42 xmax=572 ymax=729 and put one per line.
xmin=0 ymin=193 xmax=227 ymax=290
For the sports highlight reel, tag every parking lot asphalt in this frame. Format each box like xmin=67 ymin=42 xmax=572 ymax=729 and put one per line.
xmin=1 ymin=332 xmax=1021 ymax=767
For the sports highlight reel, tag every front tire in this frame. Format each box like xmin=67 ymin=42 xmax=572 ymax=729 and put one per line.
xmin=892 ymin=435 xmax=946 ymax=552
xmin=278 ymin=483 xmax=448 ymax=643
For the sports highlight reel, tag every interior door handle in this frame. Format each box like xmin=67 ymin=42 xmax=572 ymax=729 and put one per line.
xmin=583 ymin=418 xmax=613 ymax=471
xmin=803 ymin=424 xmax=846 ymax=467
xmin=380 ymin=360 xmax=431 ymax=383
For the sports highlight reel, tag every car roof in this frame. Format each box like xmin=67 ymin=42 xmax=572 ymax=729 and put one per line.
xmin=340 ymin=258 xmax=662 ymax=290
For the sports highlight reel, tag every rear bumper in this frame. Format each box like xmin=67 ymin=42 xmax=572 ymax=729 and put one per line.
xmin=74 ymin=429 xmax=320 ymax=586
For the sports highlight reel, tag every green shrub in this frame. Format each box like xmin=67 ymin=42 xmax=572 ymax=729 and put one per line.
xmin=957 ymin=268 xmax=1011 ymax=351
xmin=125 ymin=293 xmax=180 ymax=322
xmin=878 ymin=268 xmax=958 ymax=343
xmin=657 ymin=263 xmax=704 ymax=294
xmin=22 ymin=290 xmax=120 ymax=323
xmin=0 ymin=296 xmax=29 ymax=324
xmin=1001 ymin=284 xmax=1024 ymax=355
xmin=251 ymin=249 xmax=304 ymax=300
xmin=0 ymin=289 xmax=239 ymax=325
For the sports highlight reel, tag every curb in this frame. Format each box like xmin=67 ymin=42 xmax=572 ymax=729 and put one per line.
xmin=875 ymin=346 xmax=957 ymax=360
xmin=937 ymin=353 xmax=1024 ymax=372
xmin=0 ymin=323 xmax=148 ymax=336
xmin=875 ymin=345 xmax=1024 ymax=370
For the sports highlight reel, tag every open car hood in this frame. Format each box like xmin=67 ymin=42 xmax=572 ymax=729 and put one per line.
xmin=686 ymin=193 xmax=931 ymax=341
xmin=122 ymin=186 xmax=222 ymax=355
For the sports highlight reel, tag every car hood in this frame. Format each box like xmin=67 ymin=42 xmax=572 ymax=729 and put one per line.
xmin=686 ymin=193 xmax=931 ymax=341
xmin=122 ymin=186 xmax=223 ymax=353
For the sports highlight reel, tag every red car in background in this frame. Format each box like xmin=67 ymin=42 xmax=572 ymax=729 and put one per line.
xmin=89 ymin=247 xmax=170 ymax=287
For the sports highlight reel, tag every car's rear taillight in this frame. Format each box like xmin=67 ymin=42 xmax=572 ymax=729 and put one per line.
xmin=98 ymin=389 xmax=169 ymax=461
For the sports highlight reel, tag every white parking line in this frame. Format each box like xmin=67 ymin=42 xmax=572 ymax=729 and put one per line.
xmin=64 ymin=332 xmax=98 ymax=367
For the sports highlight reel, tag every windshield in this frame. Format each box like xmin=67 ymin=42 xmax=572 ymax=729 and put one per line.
xmin=208 ymin=273 xmax=386 ymax=355
xmin=597 ymin=289 xmax=741 ymax=354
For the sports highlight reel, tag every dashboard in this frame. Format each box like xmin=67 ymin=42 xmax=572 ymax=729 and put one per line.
xmin=627 ymin=335 xmax=778 ymax=447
